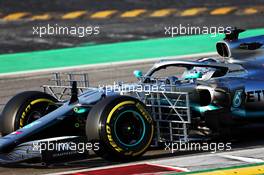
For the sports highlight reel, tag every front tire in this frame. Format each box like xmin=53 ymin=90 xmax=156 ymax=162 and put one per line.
xmin=0 ymin=91 xmax=58 ymax=135
xmin=86 ymin=95 xmax=154 ymax=161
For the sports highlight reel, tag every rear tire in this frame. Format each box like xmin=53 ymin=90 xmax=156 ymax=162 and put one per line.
xmin=86 ymin=95 xmax=154 ymax=161
xmin=0 ymin=91 xmax=58 ymax=135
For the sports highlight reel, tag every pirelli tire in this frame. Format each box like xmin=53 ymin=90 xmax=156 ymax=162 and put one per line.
xmin=0 ymin=91 xmax=58 ymax=135
xmin=86 ymin=95 xmax=154 ymax=161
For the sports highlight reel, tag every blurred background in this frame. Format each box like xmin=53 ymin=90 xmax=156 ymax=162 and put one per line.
xmin=0 ymin=0 xmax=263 ymax=54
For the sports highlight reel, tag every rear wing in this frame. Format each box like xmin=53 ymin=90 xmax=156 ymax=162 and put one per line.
xmin=224 ymin=27 xmax=245 ymax=41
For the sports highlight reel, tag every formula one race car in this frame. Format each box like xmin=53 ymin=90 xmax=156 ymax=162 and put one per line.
xmin=0 ymin=29 xmax=263 ymax=164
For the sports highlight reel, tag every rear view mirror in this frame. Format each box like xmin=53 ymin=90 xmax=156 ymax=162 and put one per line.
xmin=133 ymin=70 xmax=143 ymax=79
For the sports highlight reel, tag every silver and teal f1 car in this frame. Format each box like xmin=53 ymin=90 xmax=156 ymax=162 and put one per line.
xmin=0 ymin=28 xmax=263 ymax=164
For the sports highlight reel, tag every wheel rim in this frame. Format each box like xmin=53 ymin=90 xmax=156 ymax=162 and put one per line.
xmin=114 ymin=110 xmax=146 ymax=147
xmin=20 ymin=99 xmax=55 ymax=127
xmin=26 ymin=111 xmax=42 ymax=124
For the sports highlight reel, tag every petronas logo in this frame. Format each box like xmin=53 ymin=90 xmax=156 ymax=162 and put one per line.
xmin=233 ymin=90 xmax=243 ymax=108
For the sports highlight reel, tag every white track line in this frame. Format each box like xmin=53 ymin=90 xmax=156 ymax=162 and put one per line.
xmin=0 ymin=52 xmax=216 ymax=79
xmin=219 ymin=155 xmax=264 ymax=163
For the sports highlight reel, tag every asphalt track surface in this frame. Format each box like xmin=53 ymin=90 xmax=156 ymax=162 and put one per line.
xmin=1 ymin=55 xmax=264 ymax=175
xmin=0 ymin=0 xmax=264 ymax=54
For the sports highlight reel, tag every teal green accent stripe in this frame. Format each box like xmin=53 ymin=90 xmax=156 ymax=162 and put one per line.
xmin=0 ymin=28 xmax=263 ymax=74
xmin=194 ymin=104 xmax=220 ymax=113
